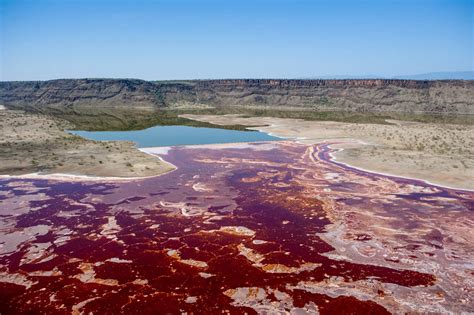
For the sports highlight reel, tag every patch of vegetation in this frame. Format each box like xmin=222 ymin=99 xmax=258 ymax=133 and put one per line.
xmin=177 ymin=107 xmax=474 ymax=125
xmin=154 ymin=89 xmax=166 ymax=106
xmin=14 ymin=104 xmax=474 ymax=136
xmin=20 ymin=106 xmax=254 ymax=131
xmin=172 ymin=107 xmax=395 ymax=124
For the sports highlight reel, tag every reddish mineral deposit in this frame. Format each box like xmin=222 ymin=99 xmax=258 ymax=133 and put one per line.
xmin=1 ymin=141 xmax=472 ymax=314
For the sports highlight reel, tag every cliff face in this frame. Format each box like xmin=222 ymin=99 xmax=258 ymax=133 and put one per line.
xmin=0 ymin=79 xmax=162 ymax=109
xmin=1 ymin=79 xmax=473 ymax=114
xmin=157 ymin=79 xmax=474 ymax=114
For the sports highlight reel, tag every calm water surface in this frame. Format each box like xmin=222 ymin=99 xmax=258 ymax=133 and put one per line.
xmin=69 ymin=125 xmax=279 ymax=148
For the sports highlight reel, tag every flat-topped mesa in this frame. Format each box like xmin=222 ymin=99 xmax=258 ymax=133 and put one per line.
xmin=0 ymin=78 xmax=163 ymax=109
xmin=191 ymin=79 xmax=439 ymax=88
xmin=158 ymin=79 xmax=474 ymax=114
xmin=1 ymin=78 xmax=473 ymax=114
xmin=171 ymin=78 xmax=474 ymax=89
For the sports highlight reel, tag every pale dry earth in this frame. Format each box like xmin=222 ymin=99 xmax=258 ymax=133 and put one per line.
xmin=181 ymin=114 xmax=474 ymax=190
xmin=0 ymin=109 xmax=174 ymax=178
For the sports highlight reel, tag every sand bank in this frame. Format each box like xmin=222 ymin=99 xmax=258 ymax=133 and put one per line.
xmin=181 ymin=114 xmax=474 ymax=190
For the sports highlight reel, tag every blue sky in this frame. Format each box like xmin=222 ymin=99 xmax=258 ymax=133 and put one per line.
xmin=1 ymin=0 xmax=472 ymax=80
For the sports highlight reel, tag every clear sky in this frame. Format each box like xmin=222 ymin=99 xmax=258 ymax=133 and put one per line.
xmin=0 ymin=0 xmax=472 ymax=81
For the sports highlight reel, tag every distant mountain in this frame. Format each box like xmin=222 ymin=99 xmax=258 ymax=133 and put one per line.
xmin=392 ymin=71 xmax=474 ymax=80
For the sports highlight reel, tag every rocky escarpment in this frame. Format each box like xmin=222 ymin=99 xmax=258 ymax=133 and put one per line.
xmin=157 ymin=79 xmax=474 ymax=114
xmin=1 ymin=79 xmax=473 ymax=114
xmin=0 ymin=79 xmax=163 ymax=109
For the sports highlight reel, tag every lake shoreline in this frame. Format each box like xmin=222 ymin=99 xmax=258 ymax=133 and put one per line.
xmin=4 ymin=139 xmax=473 ymax=193
xmin=181 ymin=114 xmax=474 ymax=191
xmin=2 ymin=109 xmax=473 ymax=190
xmin=0 ymin=109 xmax=174 ymax=178
xmin=68 ymin=124 xmax=279 ymax=148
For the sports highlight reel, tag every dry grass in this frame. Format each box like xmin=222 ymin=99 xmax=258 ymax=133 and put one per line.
xmin=0 ymin=110 xmax=174 ymax=177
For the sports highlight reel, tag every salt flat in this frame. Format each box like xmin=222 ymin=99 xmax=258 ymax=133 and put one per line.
xmin=182 ymin=114 xmax=474 ymax=190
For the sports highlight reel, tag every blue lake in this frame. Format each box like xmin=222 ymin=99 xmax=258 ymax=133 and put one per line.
xmin=69 ymin=125 xmax=280 ymax=148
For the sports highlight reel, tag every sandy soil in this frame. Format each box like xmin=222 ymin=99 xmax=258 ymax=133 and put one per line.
xmin=181 ymin=114 xmax=474 ymax=190
xmin=0 ymin=109 xmax=174 ymax=177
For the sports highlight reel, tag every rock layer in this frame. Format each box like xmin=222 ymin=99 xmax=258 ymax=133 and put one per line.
xmin=1 ymin=79 xmax=473 ymax=114
xmin=0 ymin=79 xmax=160 ymax=109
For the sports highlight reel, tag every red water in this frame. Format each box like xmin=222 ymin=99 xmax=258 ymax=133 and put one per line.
xmin=1 ymin=141 xmax=472 ymax=314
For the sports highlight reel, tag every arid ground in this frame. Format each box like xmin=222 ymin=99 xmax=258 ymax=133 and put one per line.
xmin=0 ymin=109 xmax=174 ymax=178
